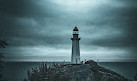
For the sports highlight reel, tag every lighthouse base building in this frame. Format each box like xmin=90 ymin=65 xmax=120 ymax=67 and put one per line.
xmin=71 ymin=27 xmax=81 ymax=64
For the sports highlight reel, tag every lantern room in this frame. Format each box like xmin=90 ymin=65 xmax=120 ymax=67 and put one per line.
xmin=73 ymin=27 xmax=79 ymax=35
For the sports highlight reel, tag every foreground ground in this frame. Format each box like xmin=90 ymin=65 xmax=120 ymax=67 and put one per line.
xmin=23 ymin=60 xmax=132 ymax=81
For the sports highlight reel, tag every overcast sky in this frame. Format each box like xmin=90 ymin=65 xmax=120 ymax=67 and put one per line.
xmin=0 ymin=0 xmax=137 ymax=62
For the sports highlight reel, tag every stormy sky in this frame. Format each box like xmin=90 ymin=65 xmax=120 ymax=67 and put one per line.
xmin=0 ymin=0 xmax=137 ymax=62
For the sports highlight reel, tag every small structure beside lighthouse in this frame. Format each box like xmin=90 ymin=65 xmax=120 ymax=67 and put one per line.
xmin=71 ymin=27 xmax=81 ymax=64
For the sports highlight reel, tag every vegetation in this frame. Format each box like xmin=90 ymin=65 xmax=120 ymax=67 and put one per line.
xmin=23 ymin=63 xmax=63 ymax=81
xmin=23 ymin=60 xmax=132 ymax=81
xmin=0 ymin=34 xmax=7 ymax=81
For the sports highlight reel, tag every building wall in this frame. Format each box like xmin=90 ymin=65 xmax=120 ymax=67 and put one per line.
xmin=71 ymin=38 xmax=80 ymax=64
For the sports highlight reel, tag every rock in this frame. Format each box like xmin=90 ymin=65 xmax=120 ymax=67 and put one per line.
xmin=85 ymin=60 xmax=97 ymax=66
xmin=134 ymin=74 xmax=137 ymax=81
xmin=24 ymin=60 xmax=132 ymax=81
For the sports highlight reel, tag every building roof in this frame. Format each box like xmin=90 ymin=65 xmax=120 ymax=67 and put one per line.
xmin=73 ymin=27 xmax=78 ymax=31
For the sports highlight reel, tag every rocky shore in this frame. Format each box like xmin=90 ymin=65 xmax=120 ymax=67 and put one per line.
xmin=24 ymin=60 xmax=132 ymax=81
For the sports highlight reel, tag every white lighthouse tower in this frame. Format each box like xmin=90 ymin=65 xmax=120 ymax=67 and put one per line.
xmin=71 ymin=27 xmax=81 ymax=64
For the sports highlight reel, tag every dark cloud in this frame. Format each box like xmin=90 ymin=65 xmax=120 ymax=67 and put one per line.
xmin=0 ymin=0 xmax=70 ymax=47
xmin=89 ymin=1 xmax=137 ymax=52
xmin=0 ymin=0 xmax=137 ymax=62
xmin=0 ymin=0 xmax=60 ymax=18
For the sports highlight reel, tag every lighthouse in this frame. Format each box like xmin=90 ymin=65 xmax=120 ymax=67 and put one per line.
xmin=71 ymin=27 xmax=81 ymax=64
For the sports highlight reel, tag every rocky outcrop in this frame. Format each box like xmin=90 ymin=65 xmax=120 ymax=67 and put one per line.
xmin=24 ymin=60 xmax=132 ymax=81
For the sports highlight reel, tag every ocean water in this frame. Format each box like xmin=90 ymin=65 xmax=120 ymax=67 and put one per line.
xmin=2 ymin=62 xmax=137 ymax=81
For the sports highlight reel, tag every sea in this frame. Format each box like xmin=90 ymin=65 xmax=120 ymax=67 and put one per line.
xmin=2 ymin=62 xmax=137 ymax=81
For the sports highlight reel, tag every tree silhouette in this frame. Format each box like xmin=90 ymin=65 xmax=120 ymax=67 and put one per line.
xmin=0 ymin=34 xmax=7 ymax=81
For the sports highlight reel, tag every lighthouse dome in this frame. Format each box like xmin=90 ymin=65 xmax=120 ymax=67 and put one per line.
xmin=73 ymin=27 xmax=78 ymax=31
